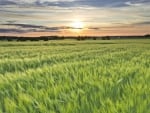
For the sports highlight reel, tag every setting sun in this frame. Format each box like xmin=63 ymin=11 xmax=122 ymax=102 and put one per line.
xmin=70 ymin=20 xmax=85 ymax=33
xmin=71 ymin=21 xmax=84 ymax=29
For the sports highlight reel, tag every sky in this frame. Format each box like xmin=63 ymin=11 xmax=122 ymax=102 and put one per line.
xmin=0 ymin=0 xmax=150 ymax=36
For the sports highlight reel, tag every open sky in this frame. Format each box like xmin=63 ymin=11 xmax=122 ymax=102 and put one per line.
xmin=0 ymin=0 xmax=150 ymax=36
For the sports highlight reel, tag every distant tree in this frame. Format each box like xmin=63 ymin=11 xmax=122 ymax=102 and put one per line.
xmin=102 ymin=36 xmax=110 ymax=40
xmin=106 ymin=36 xmax=110 ymax=40
xmin=144 ymin=34 xmax=150 ymax=38
xmin=93 ymin=37 xmax=97 ymax=40
xmin=77 ymin=36 xmax=81 ymax=41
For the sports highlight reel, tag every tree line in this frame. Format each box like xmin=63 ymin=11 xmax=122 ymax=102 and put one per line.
xmin=0 ymin=35 xmax=149 ymax=41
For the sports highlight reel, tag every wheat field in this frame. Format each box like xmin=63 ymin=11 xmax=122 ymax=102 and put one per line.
xmin=0 ymin=39 xmax=150 ymax=113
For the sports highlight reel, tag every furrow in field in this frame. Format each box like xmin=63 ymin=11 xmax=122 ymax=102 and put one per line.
xmin=0 ymin=40 xmax=150 ymax=113
xmin=0 ymin=49 xmax=149 ymax=113
xmin=0 ymin=47 xmax=128 ymax=74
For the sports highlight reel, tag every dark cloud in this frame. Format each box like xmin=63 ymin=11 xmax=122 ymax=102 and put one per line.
xmin=0 ymin=24 xmax=62 ymax=33
xmin=2 ymin=23 xmax=72 ymax=30
xmin=0 ymin=28 xmax=31 ymax=33
xmin=88 ymin=27 xmax=100 ymax=30
xmin=0 ymin=0 xmax=150 ymax=7
xmin=133 ymin=21 xmax=150 ymax=25
xmin=33 ymin=0 xmax=128 ymax=7
xmin=0 ymin=0 xmax=16 ymax=5
xmin=3 ymin=23 xmax=44 ymax=28
xmin=0 ymin=23 xmax=82 ymax=33
xmin=2 ymin=23 xmax=89 ymax=30
xmin=0 ymin=23 xmax=100 ymax=33
xmin=0 ymin=28 xmax=60 ymax=33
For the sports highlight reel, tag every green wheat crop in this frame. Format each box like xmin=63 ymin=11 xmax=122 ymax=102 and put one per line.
xmin=0 ymin=39 xmax=150 ymax=113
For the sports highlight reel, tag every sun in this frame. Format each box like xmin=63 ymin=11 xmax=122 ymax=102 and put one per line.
xmin=70 ymin=20 xmax=85 ymax=33
xmin=71 ymin=21 xmax=84 ymax=29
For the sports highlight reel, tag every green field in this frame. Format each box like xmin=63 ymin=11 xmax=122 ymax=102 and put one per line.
xmin=0 ymin=40 xmax=150 ymax=113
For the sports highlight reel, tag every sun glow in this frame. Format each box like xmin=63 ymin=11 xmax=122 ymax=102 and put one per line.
xmin=71 ymin=21 xmax=84 ymax=29
xmin=70 ymin=20 xmax=85 ymax=33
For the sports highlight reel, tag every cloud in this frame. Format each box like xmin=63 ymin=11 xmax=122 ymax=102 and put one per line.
xmin=124 ymin=0 xmax=150 ymax=6
xmin=0 ymin=23 xmax=79 ymax=33
xmin=3 ymin=23 xmax=47 ymax=29
xmin=0 ymin=0 xmax=16 ymax=5
xmin=1 ymin=0 xmax=150 ymax=7
xmin=0 ymin=23 xmax=101 ymax=33
xmin=133 ymin=21 xmax=150 ymax=25
xmin=0 ymin=28 xmax=26 ymax=33
xmin=88 ymin=27 xmax=100 ymax=30
xmin=0 ymin=23 xmax=62 ymax=33
xmin=125 ymin=1 xmax=142 ymax=6
xmin=0 ymin=0 xmax=149 ymax=36
xmin=0 ymin=0 xmax=77 ymax=6
xmin=2 ymin=23 xmax=72 ymax=30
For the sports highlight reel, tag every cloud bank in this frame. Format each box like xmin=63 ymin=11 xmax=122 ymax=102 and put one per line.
xmin=0 ymin=0 xmax=150 ymax=36
xmin=0 ymin=0 xmax=150 ymax=7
